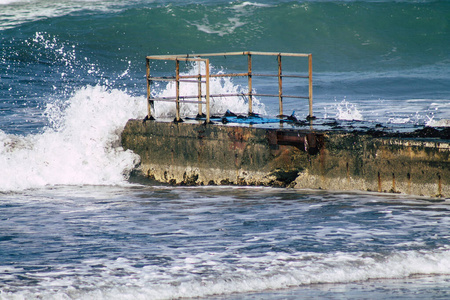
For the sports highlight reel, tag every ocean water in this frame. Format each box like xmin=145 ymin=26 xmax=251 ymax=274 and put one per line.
xmin=1 ymin=0 xmax=450 ymax=299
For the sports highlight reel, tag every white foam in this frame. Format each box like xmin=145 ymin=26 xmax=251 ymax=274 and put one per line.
xmin=388 ymin=117 xmax=411 ymax=124
xmin=0 ymin=0 xmax=126 ymax=30
xmin=1 ymin=248 xmax=450 ymax=299
xmin=0 ymin=85 xmax=146 ymax=192
xmin=320 ymin=97 xmax=450 ymax=126
xmin=233 ymin=2 xmax=272 ymax=9
xmin=325 ymin=99 xmax=363 ymax=121
xmin=189 ymin=16 xmax=246 ymax=37
xmin=187 ymin=1 xmax=270 ymax=36
xmin=426 ymin=118 xmax=450 ymax=128
xmin=0 ymin=0 xmax=23 ymax=5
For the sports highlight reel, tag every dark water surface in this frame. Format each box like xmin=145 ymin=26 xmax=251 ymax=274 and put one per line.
xmin=1 ymin=186 xmax=450 ymax=299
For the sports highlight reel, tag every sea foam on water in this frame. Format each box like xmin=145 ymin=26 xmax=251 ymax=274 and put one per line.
xmin=2 ymin=244 xmax=450 ymax=299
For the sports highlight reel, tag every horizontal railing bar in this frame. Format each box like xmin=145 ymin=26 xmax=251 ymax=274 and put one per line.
xmin=149 ymin=75 xmax=209 ymax=80
xmin=150 ymin=97 xmax=207 ymax=104
xmin=178 ymin=79 xmax=207 ymax=83
xmin=150 ymin=74 xmax=308 ymax=81
xmin=147 ymin=56 xmax=209 ymax=61
xmin=209 ymin=93 xmax=247 ymax=98
xmin=149 ymin=76 xmax=176 ymax=81
xmin=249 ymin=51 xmax=310 ymax=57
xmin=151 ymin=96 xmax=205 ymax=100
xmin=150 ymin=75 xmax=207 ymax=81
xmin=210 ymin=73 xmax=248 ymax=78
xmin=279 ymin=95 xmax=310 ymax=99
xmin=147 ymin=51 xmax=310 ymax=59
xmin=178 ymin=73 xmax=249 ymax=78
xmin=178 ymin=52 xmax=250 ymax=57
xmin=152 ymin=93 xmax=309 ymax=101
xmin=252 ymin=73 xmax=309 ymax=78
xmin=147 ymin=52 xmax=247 ymax=59
xmin=149 ymin=79 xmax=208 ymax=84
xmin=149 ymin=74 xmax=249 ymax=81
xmin=252 ymin=74 xmax=276 ymax=77
xmin=253 ymin=94 xmax=309 ymax=99
xmin=179 ymin=75 xmax=203 ymax=79
xmin=152 ymin=94 xmax=248 ymax=100
xmin=281 ymin=75 xmax=309 ymax=78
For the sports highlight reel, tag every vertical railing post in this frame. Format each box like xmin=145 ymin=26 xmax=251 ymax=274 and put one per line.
xmin=146 ymin=58 xmax=153 ymax=119
xmin=175 ymin=59 xmax=181 ymax=122
xmin=308 ymin=53 xmax=314 ymax=119
xmin=247 ymin=53 xmax=253 ymax=115
xmin=197 ymin=61 xmax=203 ymax=118
xmin=205 ymin=59 xmax=210 ymax=123
xmin=277 ymin=54 xmax=283 ymax=117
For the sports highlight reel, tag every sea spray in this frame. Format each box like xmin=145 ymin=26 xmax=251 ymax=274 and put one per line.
xmin=426 ymin=118 xmax=450 ymax=128
xmin=0 ymin=86 xmax=146 ymax=191
xmin=324 ymin=99 xmax=363 ymax=121
xmin=335 ymin=100 xmax=363 ymax=121
xmin=0 ymin=63 xmax=265 ymax=191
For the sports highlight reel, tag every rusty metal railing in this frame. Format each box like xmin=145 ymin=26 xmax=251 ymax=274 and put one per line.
xmin=146 ymin=51 xmax=313 ymax=123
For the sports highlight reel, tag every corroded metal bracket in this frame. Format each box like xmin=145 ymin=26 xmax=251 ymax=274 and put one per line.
xmin=267 ymin=130 xmax=323 ymax=155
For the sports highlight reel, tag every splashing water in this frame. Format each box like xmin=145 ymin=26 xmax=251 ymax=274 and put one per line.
xmin=0 ymin=86 xmax=146 ymax=191
xmin=0 ymin=61 xmax=265 ymax=192
xmin=1 ymin=29 xmax=270 ymax=192
xmin=336 ymin=100 xmax=363 ymax=121
xmin=426 ymin=117 xmax=450 ymax=128
xmin=324 ymin=99 xmax=363 ymax=121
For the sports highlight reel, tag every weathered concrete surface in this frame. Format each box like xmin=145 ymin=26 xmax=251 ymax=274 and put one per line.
xmin=121 ymin=119 xmax=450 ymax=198
xmin=293 ymin=133 xmax=450 ymax=198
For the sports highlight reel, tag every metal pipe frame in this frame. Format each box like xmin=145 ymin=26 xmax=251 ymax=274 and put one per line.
xmin=308 ymin=54 xmax=313 ymax=119
xmin=278 ymin=54 xmax=283 ymax=116
xmin=147 ymin=57 xmax=210 ymax=122
xmin=146 ymin=58 xmax=153 ymax=119
xmin=146 ymin=51 xmax=313 ymax=122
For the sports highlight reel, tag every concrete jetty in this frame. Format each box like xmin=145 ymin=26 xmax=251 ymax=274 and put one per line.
xmin=121 ymin=119 xmax=450 ymax=198
xmin=122 ymin=51 xmax=449 ymax=198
